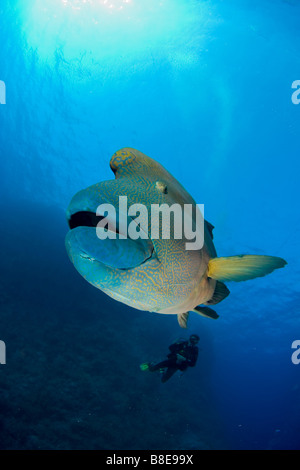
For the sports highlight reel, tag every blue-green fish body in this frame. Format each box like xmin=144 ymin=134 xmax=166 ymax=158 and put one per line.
xmin=65 ymin=148 xmax=286 ymax=327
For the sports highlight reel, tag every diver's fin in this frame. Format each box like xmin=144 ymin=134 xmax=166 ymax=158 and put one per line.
xmin=205 ymin=281 xmax=230 ymax=305
xmin=207 ymin=255 xmax=287 ymax=282
xmin=177 ymin=312 xmax=189 ymax=329
xmin=205 ymin=220 xmax=215 ymax=239
xmin=193 ymin=306 xmax=219 ymax=320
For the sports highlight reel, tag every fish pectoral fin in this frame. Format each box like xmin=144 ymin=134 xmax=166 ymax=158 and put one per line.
xmin=177 ymin=312 xmax=189 ymax=329
xmin=193 ymin=306 xmax=219 ymax=320
xmin=205 ymin=280 xmax=230 ymax=305
xmin=207 ymin=255 xmax=287 ymax=282
xmin=205 ymin=220 xmax=215 ymax=239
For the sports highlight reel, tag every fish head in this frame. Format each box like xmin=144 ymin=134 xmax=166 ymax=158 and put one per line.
xmin=65 ymin=148 xmax=214 ymax=314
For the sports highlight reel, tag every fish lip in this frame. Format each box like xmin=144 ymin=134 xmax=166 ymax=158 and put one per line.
xmin=65 ymin=225 xmax=156 ymax=271
xmin=66 ymin=189 xmax=121 ymax=233
xmin=66 ymin=189 xmax=115 ymax=232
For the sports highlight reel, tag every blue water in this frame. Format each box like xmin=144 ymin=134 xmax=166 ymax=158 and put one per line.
xmin=0 ymin=0 xmax=300 ymax=450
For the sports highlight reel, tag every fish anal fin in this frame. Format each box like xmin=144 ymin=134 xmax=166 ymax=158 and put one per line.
xmin=205 ymin=281 xmax=230 ymax=305
xmin=193 ymin=306 xmax=219 ymax=320
xmin=177 ymin=312 xmax=189 ymax=329
xmin=207 ymin=255 xmax=287 ymax=282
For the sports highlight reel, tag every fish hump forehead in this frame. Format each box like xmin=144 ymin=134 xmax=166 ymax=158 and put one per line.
xmin=109 ymin=148 xmax=195 ymax=205
xmin=110 ymin=147 xmax=171 ymax=181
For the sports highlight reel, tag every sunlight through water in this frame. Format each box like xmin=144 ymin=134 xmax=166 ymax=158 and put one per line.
xmin=20 ymin=0 xmax=214 ymax=69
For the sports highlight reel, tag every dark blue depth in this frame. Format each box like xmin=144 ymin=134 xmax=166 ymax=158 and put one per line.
xmin=0 ymin=0 xmax=299 ymax=450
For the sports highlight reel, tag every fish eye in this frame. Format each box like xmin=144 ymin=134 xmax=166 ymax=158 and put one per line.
xmin=155 ymin=181 xmax=168 ymax=194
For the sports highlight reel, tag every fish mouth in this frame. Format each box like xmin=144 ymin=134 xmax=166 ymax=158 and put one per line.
xmin=68 ymin=211 xmax=109 ymax=231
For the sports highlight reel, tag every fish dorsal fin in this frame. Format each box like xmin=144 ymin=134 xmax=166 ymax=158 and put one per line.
xmin=193 ymin=306 xmax=219 ymax=320
xmin=205 ymin=281 xmax=230 ymax=305
xmin=177 ymin=312 xmax=189 ymax=329
xmin=205 ymin=220 xmax=215 ymax=239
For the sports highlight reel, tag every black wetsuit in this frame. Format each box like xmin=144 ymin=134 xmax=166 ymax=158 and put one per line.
xmin=149 ymin=340 xmax=198 ymax=383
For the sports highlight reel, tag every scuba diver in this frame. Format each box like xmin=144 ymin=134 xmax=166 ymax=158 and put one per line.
xmin=140 ymin=334 xmax=200 ymax=383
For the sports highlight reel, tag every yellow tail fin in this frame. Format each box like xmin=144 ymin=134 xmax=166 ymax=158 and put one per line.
xmin=207 ymin=255 xmax=287 ymax=282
